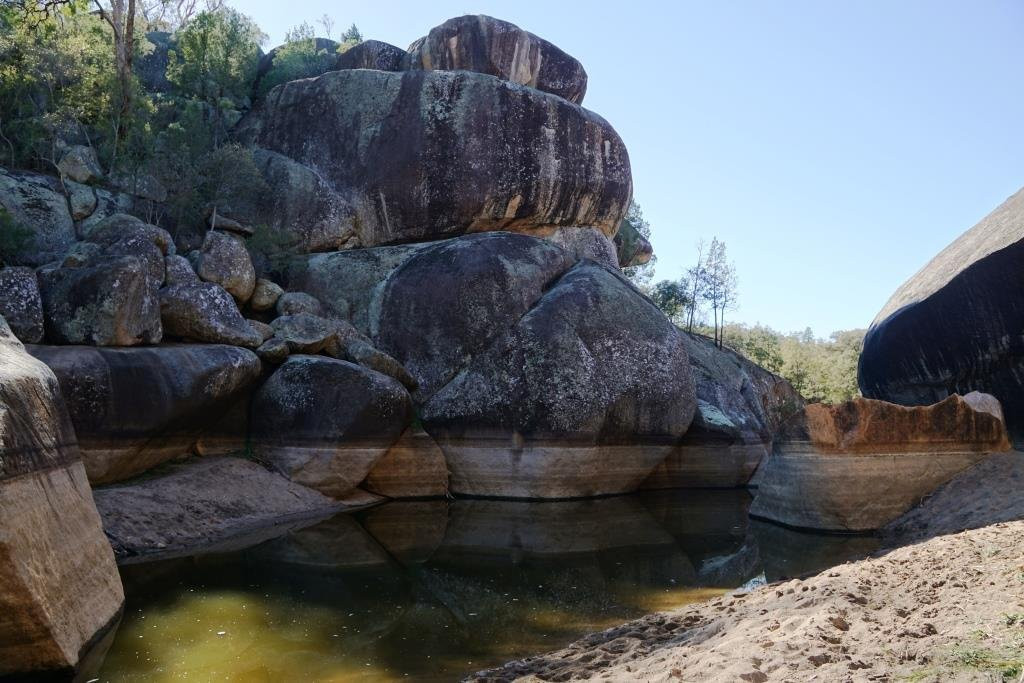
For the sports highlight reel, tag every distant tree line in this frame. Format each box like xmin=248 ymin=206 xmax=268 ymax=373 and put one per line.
xmin=707 ymin=324 xmax=865 ymax=403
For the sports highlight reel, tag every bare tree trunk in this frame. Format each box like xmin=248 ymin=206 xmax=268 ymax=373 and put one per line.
xmin=95 ymin=0 xmax=136 ymax=158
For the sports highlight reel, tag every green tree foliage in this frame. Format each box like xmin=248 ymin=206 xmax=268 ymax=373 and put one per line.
xmin=0 ymin=207 xmax=33 ymax=266
xmin=338 ymin=22 xmax=360 ymax=51
xmin=620 ymin=200 xmax=656 ymax=289
xmin=712 ymin=323 xmax=866 ymax=403
xmin=649 ymin=279 xmax=690 ymax=325
xmin=0 ymin=6 xmax=120 ymax=168
xmin=166 ymin=7 xmax=262 ymax=110
xmin=257 ymin=21 xmax=337 ymax=97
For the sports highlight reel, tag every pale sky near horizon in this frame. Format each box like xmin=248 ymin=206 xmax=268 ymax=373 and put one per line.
xmin=235 ymin=0 xmax=1024 ymax=336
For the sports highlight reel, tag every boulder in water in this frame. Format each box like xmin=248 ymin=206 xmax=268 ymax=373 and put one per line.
xmin=251 ymin=355 xmax=413 ymax=498
xmin=29 ymin=344 xmax=262 ymax=484
xmin=0 ymin=318 xmax=123 ymax=679
xmin=749 ymin=394 xmax=1011 ymax=531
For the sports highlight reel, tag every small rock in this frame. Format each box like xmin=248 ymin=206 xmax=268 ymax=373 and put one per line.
xmin=194 ymin=230 xmax=256 ymax=304
xmin=276 ymin=291 xmax=321 ymax=317
xmin=159 ymin=281 xmax=261 ymax=348
xmin=208 ymin=213 xmax=253 ymax=237
xmin=248 ymin=319 xmax=274 ymax=342
xmin=256 ymin=337 xmax=289 ymax=364
xmin=164 ymin=254 xmax=199 ymax=286
xmin=250 ymin=278 xmax=284 ymax=312
xmin=65 ymin=181 xmax=97 ymax=220
xmin=829 ymin=616 xmax=850 ymax=632
xmin=57 ymin=145 xmax=102 ymax=184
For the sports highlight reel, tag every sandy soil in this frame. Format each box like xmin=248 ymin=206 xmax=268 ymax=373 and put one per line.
xmin=473 ymin=453 xmax=1024 ymax=682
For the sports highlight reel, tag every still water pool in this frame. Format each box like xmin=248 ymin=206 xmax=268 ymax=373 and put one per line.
xmin=93 ymin=490 xmax=877 ymax=682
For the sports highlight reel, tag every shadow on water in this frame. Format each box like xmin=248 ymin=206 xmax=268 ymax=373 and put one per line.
xmin=92 ymin=490 xmax=878 ymax=682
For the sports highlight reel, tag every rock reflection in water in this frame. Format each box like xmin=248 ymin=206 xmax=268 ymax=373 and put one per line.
xmin=95 ymin=490 xmax=878 ymax=681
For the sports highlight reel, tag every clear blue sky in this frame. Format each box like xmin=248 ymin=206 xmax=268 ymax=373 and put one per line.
xmin=239 ymin=0 xmax=1024 ymax=335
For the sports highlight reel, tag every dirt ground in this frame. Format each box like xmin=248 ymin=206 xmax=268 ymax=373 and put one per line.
xmin=473 ymin=453 xmax=1024 ymax=682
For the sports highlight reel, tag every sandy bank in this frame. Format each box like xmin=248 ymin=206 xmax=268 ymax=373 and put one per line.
xmin=474 ymin=453 xmax=1024 ymax=682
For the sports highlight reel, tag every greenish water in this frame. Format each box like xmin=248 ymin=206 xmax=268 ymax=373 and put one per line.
xmin=91 ymin=491 xmax=877 ymax=682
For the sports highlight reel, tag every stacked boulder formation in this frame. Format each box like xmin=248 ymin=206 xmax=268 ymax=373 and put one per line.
xmin=859 ymin=186 xmax=1024 ymax=441
xmin=0 ymin=12 xmax=703 ymax=525
xmin=750 ymin=393 xmax=1011 ymax=531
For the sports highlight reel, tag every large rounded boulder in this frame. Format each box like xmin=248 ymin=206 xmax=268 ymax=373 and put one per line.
xmin=237 ymin=69 xmax=631 ymax=249
xmin=28 ymin=344 xmax=262 ymax=484
xmin=363 ymin=233 xmax=695 ymax=498
xmin=405 ymin=15 xmax=588 ymax=104
xmin=859 ymin=186 xmax=1024 ymax=439
xmin=251 ymin=356 xmax=413 ymax=498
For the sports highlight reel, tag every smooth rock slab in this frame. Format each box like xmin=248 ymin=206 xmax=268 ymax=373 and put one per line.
xmin=93 ymin=457 xmax=344 ymax=561
xmin=749 ymin=394 xmax=1012 ymax=531
xmin=251 ymin=356 xmax=413 ymax=498
xmin=0 ymin=319 xmax=123 ymax=679
xmin=28 ymin=344 xmax=261 ymax=484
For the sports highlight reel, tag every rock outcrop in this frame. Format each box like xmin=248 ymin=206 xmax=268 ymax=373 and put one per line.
xmin=749 ymin=394 xmax=1012 ymax=531
xmin=28 ymin=344 xmax=261 ymax=484
xmin=420 ymin=260 xmax=694 ymax=498
xmin=0 ymin=266 xmax=44 ymax=343
xmin=237 ymin=69 xmax=631 ymax=248
xmin=859 ymin=186 xmax=1024 ymax=440
xmin=0 ymin=318 xmax=123 ymax=678
xmin=405 ymin=15 xmax=588 ymax=104
xmin=643 ymin=333 xmax=803 ymax=489
xmin=251 ymin=356 xmax=413 ymax=497
xmin=0 ymin=167 xmax=76 ymax=266
xmin=291 ymin=232 xmax=696 ymax=498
